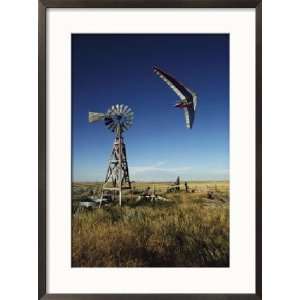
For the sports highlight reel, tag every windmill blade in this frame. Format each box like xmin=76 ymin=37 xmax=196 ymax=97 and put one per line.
xmin=119 ymin=104 xmax=124 ymax=113
xmin=120 ymin=123 xmax=127 ymax=130
xmin=106 ymin=120 xmax=113 ymax=128
xmin=126 ymin=118 xmax=133 ymax=125
xmin=105 ymin=116 xmax=113 ymax=124
xmin=124 ymin=121 xmax=132 ymax=128
xmin=122 ymin=123 xmax=129 ymax=131
xmin=105 ymin=123 xmax=114 ymax=129
xmin=110 ymin=124 xmax=117 ymax=132
xmin=126 ymin=111 xmax=134 ymax=117
xmin=107 ymin=122 xmax=115 ymax=130
xmin=125 ymin=120 xmax=132 ymax=127
xmin=111 ymin=105 xmax=116 ymax=113
xmin=126 ymin=117 xmax=133 ymax=122
xmin=126 ymin=116 xmax=133 ymax=123
xmin=105 ymin=121 xmax=113 ymax=128
xmin=88 ymin=112 xmax=106 ymax=123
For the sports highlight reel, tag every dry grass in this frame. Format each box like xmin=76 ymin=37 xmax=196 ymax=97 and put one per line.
xmin=72 ymin=181 xmax=229 ymax=267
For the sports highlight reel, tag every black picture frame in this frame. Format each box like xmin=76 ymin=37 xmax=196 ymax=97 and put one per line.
xmin=38 ymin=1 xmax=262 ymax=299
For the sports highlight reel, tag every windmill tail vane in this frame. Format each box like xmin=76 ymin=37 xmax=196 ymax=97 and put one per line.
xmin=88 ymin=112 xmax=106 ymax=123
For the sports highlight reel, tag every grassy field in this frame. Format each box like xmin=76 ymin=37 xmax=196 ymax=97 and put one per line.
xmin=72 ymin=181 xmax=229 ymax=267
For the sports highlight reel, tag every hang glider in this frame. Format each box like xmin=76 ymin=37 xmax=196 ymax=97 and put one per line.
xmin=153 ymin=66 xmax=197 ymax=129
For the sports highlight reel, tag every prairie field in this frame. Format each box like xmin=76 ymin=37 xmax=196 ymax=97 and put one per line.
xmin=72 ymin=181 xmax=229 ymax=267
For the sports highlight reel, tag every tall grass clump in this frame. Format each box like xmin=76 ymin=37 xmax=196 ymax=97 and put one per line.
xmin=72 ymin=200 xmax=229 ymax=267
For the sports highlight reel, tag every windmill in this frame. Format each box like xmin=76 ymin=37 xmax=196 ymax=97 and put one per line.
xmin=88 ymin=104 xmax=133 ymax=206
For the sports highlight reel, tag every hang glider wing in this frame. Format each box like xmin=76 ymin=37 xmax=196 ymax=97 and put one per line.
xmin=88 ymin=112 xmax=106 ymax=123
xmin=183 ymin=106 xmax=195 ymax=129
xmin=153 ymin=66 xmax=194 ymax=101
xmin=186 ymin=87 xmax=197 ymax=111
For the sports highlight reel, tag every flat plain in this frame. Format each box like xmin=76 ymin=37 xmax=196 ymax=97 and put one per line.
xmin=72 ymin=181 xmax=229 ymax=267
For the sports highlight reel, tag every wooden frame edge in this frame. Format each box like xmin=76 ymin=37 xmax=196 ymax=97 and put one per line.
xmin=39 ymin=0 xmax=260 ymax=9
xmin=38 ymin=1 xmax=262 ymax=299
xmin=38 ymin=0 xmax=47 ymax=299
xmin=255 ymin=1 xmax=262 ymax=299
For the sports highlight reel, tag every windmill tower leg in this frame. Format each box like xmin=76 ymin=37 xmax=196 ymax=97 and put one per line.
xmin=118 ymin=133 xmax=122 ymax=206
xmin=101 ymin=133 xmax=131 ymax=206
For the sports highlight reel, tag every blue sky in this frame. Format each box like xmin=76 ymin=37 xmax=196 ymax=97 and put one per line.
xmin=72 ymin=34 xmax=229 ymax=182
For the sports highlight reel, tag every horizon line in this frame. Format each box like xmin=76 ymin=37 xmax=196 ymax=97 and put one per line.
xmin=72 ymin=179 xmax=229 ymax=183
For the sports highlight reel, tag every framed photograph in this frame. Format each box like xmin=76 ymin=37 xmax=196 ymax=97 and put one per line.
xmin=39 ymin=0 xmax=262 ymax=299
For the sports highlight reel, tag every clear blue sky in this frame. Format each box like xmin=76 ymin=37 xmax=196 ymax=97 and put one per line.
xmin=72 ymin=34 xmax=229 ymax=182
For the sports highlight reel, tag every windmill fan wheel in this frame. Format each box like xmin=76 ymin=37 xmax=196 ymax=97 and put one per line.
xmin=104 ymin=104 xmax=134 ymax=133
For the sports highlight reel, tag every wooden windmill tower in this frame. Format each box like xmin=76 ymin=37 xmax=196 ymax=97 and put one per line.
xmin=88 ymin=104 xmax=133 ymax=206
